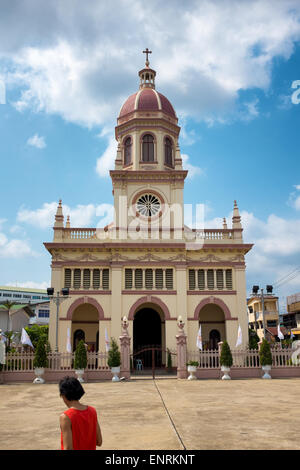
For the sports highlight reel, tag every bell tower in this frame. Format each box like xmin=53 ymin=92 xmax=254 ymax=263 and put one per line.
xmin=109 ymin=50 xmax=188 ymax=241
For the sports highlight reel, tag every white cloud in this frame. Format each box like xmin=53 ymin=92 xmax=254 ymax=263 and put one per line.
xmin=288 ymin=185 xmax=300 ymax=210
xmin=0 ymin=231 xmax=36 ymax=259
xmin=181 ymin=154 xmax=204 ymax=179
xmin=27 ymin=133 xmax=46 ymax=149
xmin=96 ymin=135 xmax=117 ymax=178
xmin=1 ymin=0 xmax=300 ymax=128
xmin=17 ymin=201 xmax=115 ymax=229
xmin=5 ymin=281 xmax=50 ymax=290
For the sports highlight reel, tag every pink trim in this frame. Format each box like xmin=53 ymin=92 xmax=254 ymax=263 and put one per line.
xmin=193 ymin=297 xmax=233 ymax=320
xmin=66 ymin=297 xmax=106 ymax=320
xmin=128 ymin=296 xmax=172 ymax=320
xmin=122 ymin=290 xmax=177 ymax=295
xmin=188 ymin=290 xmax=237 ymax=295
xmin=69 ymin=290 xmax=111 ymax=295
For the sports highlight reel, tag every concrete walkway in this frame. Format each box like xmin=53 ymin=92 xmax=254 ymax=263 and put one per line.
xmin=1 ymin=377 xmax=300 ymax=450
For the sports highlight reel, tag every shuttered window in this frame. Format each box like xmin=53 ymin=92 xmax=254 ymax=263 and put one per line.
xmin=155 ymin=269 xmax=163 ymax=289
xmin=226 ymin=269 xmax=233 ymax=289
xmin=125 ymin=269 xmax=133 ymax=289
xmin=83 ymin=269 xmax=90 ymax=289
xmin=207 ymin=269 xmax=214 ymax=289
xmin=135 ymin=269 xmax=143 ymax=289
xmin=102 ymin=269 xmax=109 ymax=290
xmin=92 ymin=269 xmax=100 ymax=289
xmin=165 ymin=269 xmax=173 ymax=289
xmin=216 ymin=270 xmax=224 ymax=290
xmin=64 ymin=269 xmax=71 ymax=288
xmin=74 ymin=269 xmax=81 ymax=289
xmin=145 ymin=269 xmax=153 ymax=289
xmin=198 ymin=270 xmax=205 ymax=290
xmin=189 ymin=269 xmax=196 ymax=290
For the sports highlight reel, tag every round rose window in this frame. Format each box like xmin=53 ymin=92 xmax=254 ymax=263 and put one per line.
xmin=136 ymin=194 xmax=161 ymax=217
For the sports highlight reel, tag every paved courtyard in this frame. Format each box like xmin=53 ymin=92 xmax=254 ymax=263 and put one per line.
xmin=0 ymin=377 xmax=299 ymax=450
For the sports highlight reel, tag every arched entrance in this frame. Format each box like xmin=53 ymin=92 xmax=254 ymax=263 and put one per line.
xmin=71 ymin=303 xmax=99 ymax=352
xmin=133 ymin=305 xmax=165 ymax=368
xmin=198 ymin=303 xmax=226 ymax=350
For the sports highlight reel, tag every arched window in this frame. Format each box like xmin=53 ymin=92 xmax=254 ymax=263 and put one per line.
xmin=164 ymin=137 xmax=173 ymax=166
xmin=142 ymin=134 xmax=154 ymax=162
xmin=124 ymin=137 xmax=132 ymax=166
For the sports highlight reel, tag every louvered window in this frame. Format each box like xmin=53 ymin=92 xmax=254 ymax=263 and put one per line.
xmin=83 ymin=269 xmax=90 ymax=289
xmin=102 ymin=269 xmax=109 ymax=290
xmin=74 ymin=269 xmax=81 ymax=289
xmin=142 ymin=134 xmax=154 ymax=162
xmin=216 ymin=270 xmax=224 ymax=290
xmin=92 ymin=269 xmax=100 ymax=289
xmin=155 ymin=269 xmax=163 ymax=289
xmin=125 ymin=269 xmax=133 ymax=289
xmin=207 ymin=269 xmax=214 ymax=289
xmin=226 ymin=269 xmax=233 ymax=289
xmin=165 ymin=269 xmax=173 ymax=290
xmin=145 ymin=269 xmax=153 ymax=289
xmin=64 ymin=269 xmax=71 ymax=288
xmin=124 ymin=137 xmax=132 ymax=165
xmin=189 ymin=270 xmax=196 ymax=290
xmin=198 ymin=270 xmax=205 ymax=290
xmin=135 ymin=269 xmax=143 ymax=289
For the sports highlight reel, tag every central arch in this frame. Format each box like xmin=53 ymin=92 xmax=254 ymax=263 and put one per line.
xmin=130 ymin=298 xmax=168 ymax=368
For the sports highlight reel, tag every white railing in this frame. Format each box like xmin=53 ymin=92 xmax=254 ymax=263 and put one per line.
xmin=187 ymin=347 xmax=298 ymax=369
xmin=2 ymin=351 xmax=109 ymax=372
xmin=64 ymin=229 xmax=97 ymax=240
xmin=195 ymin=229 xmax=233 ymax=240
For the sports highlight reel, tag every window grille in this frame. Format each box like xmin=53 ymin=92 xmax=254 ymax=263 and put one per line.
xmin=226 ymin=269 xmax=233 ymax=289
xmin=145 ymin=269 xmax=153 ymax=289
xmin=165 ymin=269 xmax=173 ymax=289
xmin=83 ymin=269 xmax=90 ymax=289
xmin=155 ymin=269 xmax=163 ymax=289
xmin=216 ymin=270 xmax=224 ymax=290
xmin=74 ymin=269 xmax=81 ymax=289
xmin=125 ymin=269 xmax=133 ymax=289
xmin=92 ymin=269 xmax=100 ymax=289
xmin=64 ymin=269 xmax=71 ymax=288
xmin=189 ymin=269 xmax=196 ymax=290
xmin=207 ymin=269 xmax=214 ymax=289
xmin=198 ymin=269 xmax=205 ymax=290
xmin=102 ymin=269 xmax=109 ymax=290
xmin=135 ymin=269 xmax=143 ymax=289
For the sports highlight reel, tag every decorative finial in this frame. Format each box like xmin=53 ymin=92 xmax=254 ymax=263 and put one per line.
xmin=223 ymin=217 xmax=228 ymax=229
xmin=66 ymin=215 xmax=70 ymax=228
xmin=143 ymin=47 xmax=152 ymax=67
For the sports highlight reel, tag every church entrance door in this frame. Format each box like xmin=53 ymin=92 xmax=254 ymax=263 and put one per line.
xmin=132 ymin=307 xmax=165 ymax=372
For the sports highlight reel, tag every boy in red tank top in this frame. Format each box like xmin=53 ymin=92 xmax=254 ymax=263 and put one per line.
xmin=59 ymin=376 xmax=102 ymax=450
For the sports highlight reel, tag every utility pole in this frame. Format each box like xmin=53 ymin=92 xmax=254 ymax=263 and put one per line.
xmin=261 ymin=288 xmax=266 ymax=340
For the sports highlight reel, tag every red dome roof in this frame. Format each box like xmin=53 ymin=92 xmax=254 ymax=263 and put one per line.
xmin=119 ymin=88 xmax=176 ymax=119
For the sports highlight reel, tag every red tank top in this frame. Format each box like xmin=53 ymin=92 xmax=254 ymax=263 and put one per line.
xmin=61 ymin=406 xmax=97 ymax=450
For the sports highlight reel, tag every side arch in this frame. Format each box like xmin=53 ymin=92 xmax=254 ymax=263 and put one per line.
xmin=193 ymin=297 xmax=233 ymax=321
xmin=66 ymin=297 xmax=105 ymax=320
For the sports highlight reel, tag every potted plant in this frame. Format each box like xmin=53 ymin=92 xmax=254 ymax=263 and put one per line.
xmin=187 ymin=361 xmax=199 ymax=380
xmin=107 ymin=338 xmax=121 ymax=382
xmin=220 ymin=341 xmax=233 ymax=380
xmin=74 ymin=340 xmax=87 ymax=383
xmin=33 ymin=337 xmax=48 ymax=384
xmin=259 ymin=338 xmax=272 ymax=379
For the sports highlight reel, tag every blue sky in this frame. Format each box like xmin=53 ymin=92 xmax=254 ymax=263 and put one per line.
xmin=0 ymin=0 xmax=300 ymax=312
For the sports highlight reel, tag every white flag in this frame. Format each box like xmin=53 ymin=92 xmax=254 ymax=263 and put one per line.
xmin=105 ymin=328 xmax=110 ymax=352
xmin=196 ymin=325 xmax=203 ymax=350
xmin=66 ymin=327 xmax=72 ymax=353
xmin=21 ymin=328 xmax=34 ymax=349
xmin=277 ymin=324 xmax=284 ymax=340
xmin=236 ymin=325 xmax=243 ymax=347
xmin=291 ymin=330 xmax=295 ymax=340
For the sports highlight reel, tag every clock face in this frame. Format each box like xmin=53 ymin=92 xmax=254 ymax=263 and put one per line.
xmin=136 ymin=193 xmax=161 ymax=217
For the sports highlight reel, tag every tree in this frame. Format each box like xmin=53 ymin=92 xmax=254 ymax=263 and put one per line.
xmin=220 ymin=341 xmax=233 ymax=367
xmin=1 ymin=301 xmax=17 ymax=331
xmin=259 ymin=338 xmax=272 ymax=366
xmin=74 ymin=340 xmax=87 ymax=370
xmin=107 ymin=338 xmax=121 ymax=368
xmin=248 ymin=328 xmax=259 ymax=350
xmin=33 ymin=337 xmax=48 ymax=369
xmin=25 ymin=325 xmax=49 ymax=349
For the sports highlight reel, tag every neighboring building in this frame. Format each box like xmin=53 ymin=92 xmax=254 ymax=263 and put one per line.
xmin=0 ymin=286 xmax=49 ymax=305
xmin=0 ymin=303 xmax=35 ymax=332
xmin=44 ymin=53 xmax=253 ymax=356
xmin=247 ymin=293 xmax=286 ymax=341
xmin=285 ymin=293 xmax=300 ymax=338
xmin=29 ymin=301 xmax=50 ymax=326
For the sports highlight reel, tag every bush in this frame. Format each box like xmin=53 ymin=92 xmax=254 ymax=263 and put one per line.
xmin=248 ymin=328 xmax=259 ymax=350
xmin=33 ymin=337 xmax=48 ymax=368
xmin=259 ymin=338 xmax=272 ymax=366
xmin=187 ymin=361 xmax=199 ymax=367
xmin=167 ymin=349 xmax=172 ymax=370
xmin=74 ymin=340 xmax=87 ymax=370
xmin=25 ymin=325 xmax=49 ymax=349
xmin=107 ymin=338 xmax=121 ymax=368
xmin=220 ymin=341 xmax=233 ymax=367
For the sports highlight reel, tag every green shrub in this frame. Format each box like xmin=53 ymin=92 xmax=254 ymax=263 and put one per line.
xmin=74 ymin=340 xmax=87 ymax=370
xmin=248 ymin=328 xmax=259 ymax=350
xmin=33 ymin=337 xmax=48 ymax=368
xmin=187 ymin=360 xmax=199 ymax=367
xmin=167 ymin=348 xmax=172 ymax=370
xmin=220 ymin=341 xmax=233 ymax=367
xmin=259 ymin=339 xmax=272 ymax=366
xmin=107 ymin=338 xmax=121 ymax=368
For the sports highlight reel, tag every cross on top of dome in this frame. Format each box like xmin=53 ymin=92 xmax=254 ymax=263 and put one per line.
xmin=139 ymin=48 xmax=156 ymax=89
xmin=143 ymin=48 xmax=152 ymax=67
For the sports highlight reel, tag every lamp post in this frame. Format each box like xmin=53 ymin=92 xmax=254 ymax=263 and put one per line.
xmin=252 ymin=285 xmax=273 ymax=341
xmin=47 ymin=287 xmax=69 ymax=353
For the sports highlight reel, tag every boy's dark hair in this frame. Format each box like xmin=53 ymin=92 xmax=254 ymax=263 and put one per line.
xmin=59 ymin=376 xmax=85 ymax=401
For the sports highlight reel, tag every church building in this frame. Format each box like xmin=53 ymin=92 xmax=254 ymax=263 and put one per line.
xmin=44 ymin=50 xmax=253 ymax=358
